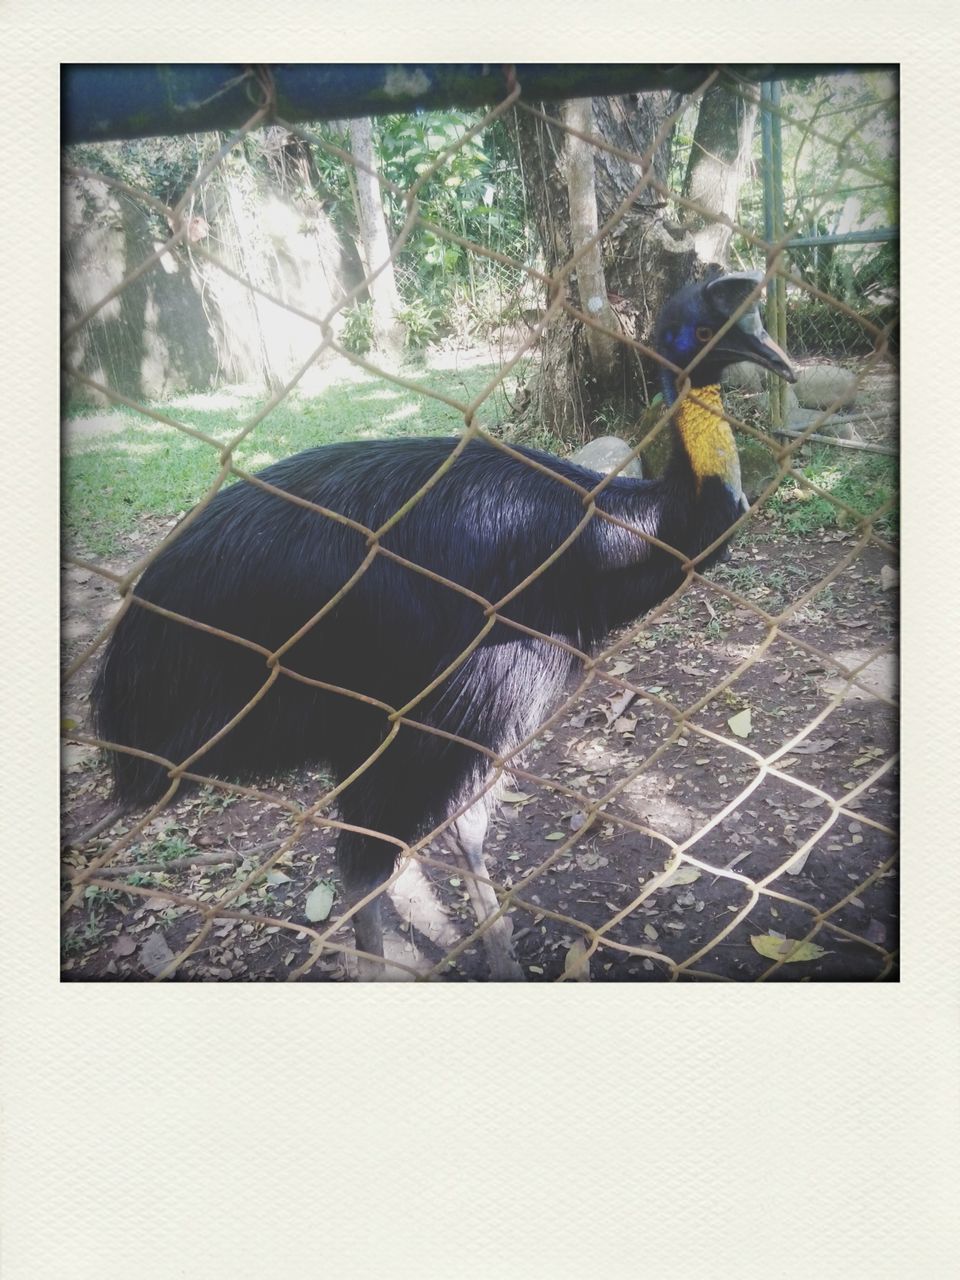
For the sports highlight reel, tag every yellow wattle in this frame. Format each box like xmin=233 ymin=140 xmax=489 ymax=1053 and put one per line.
xmin=674 ymin=385 xmax=742 ymax=496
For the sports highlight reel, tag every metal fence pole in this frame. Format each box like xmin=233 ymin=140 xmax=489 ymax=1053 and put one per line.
xmin=761 ymin=80 xmax=789 ymax=430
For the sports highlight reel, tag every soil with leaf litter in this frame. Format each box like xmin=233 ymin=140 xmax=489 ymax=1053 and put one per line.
xmin=62 ymin=516 xmax=898 ymax=982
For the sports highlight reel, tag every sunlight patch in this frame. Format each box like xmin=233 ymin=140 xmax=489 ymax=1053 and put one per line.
xmin=63 ymin=413 xmax=139 ymax=441
xmin=116 ymin=441 xmax=164 ymax=457
xmin=242 ymin=452 xmax=277 ymax=470
xmin=359 ymin=387 xmax=404 ymax=402
xmin=166 ymin=389 xmax=254 ymax=412
xmin=822 ymin=648 xmax=898 ymax=703
xmin=383 ymin=402 xmax=420 ymax=424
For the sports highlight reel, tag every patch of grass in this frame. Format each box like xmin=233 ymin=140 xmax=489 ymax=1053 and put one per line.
xmin=712 ymin=561 xmax=788 ymax=613
xmin=63 ymin=361 xmax=516 ymax=557
xmin=63 ymin=887 xmax=119 ymax=955
xmin=136 ymin=830 xmax=195 ymax=863
xmin=704 ymin=616 xmax=725 ymax=642
xmin=765 ymin=447 xmax=898 ymax=537
xmin=84 ymin=885 xmax=120 ymax=907
xmin=194 ymin=787 xmax=241 ymax=818
xmin=651 ymin=622 xmax=685 ymax=644
xmin=63 ymin=917 xmax=107 ymax=955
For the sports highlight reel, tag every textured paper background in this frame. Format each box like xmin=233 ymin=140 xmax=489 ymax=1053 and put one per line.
xmin=2 ymin=9 xmax=958 ymax=1277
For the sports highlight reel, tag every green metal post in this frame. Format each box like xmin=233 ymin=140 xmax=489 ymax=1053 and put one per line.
xmin=760 ymin=81 xmax=789 ymax=430
xmin=771 ymin=81 xmax=789 ymax=429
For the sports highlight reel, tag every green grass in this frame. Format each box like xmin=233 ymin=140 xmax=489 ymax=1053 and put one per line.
xmin=63 ymin=364 xmax=898 ymax=560
xmin=139 ymin=831 xmax=195 ymax=863
xmin=765 ymin=447 xmax=898 ymax=537
xmin=63 ymin=362 xmax=516 ymax=557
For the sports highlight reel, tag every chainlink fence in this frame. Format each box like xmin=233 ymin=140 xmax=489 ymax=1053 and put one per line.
xmin=61 ymin=64 xmax=898 ymax=982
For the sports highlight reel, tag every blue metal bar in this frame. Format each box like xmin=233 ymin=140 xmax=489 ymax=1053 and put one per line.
xmin=62 ymin=63 xmax=861 ymax=144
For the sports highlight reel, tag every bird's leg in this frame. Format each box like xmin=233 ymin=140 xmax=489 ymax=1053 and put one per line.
xmin=387 ymin=857 xmax=460 ymax=949
xmin=349 ymin=893 xmax=387 ymax=982
xmin=446 ymin=800 xmax=525 ymax=981
xmin=338 ymin=823 xmax=401 ymax=981
xmin=340 ymin=834 xmax=450 ymax=980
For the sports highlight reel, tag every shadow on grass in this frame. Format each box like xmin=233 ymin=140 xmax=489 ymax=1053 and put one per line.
xmin=64 ymin=360 xmax=517 ymax=557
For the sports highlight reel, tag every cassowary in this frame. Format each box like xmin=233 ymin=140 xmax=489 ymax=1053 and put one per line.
xmin=94 ymin=270 xmax=795 ymax=979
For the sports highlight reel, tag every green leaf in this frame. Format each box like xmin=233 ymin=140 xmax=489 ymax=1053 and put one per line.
xmin=662 ymin=865 xmax=701 ymax=888
xmin=750 ymin=934 xmax=828 ymax=963
xmin=727 ymin=709 xmax=752 ymax=738
xmin=304 ymin=881 xmax=335 ymax=923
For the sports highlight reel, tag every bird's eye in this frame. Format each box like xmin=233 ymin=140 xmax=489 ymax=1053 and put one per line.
xmin=695 ymin=326 xmax=714 ymax=342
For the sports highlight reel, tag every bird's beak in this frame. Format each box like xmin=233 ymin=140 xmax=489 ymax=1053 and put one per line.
xmin=717 ymin=307 xmax=797 ymax=383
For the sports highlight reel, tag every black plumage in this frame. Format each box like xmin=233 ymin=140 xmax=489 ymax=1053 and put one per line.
xmin=94 ymin=271 xmax=795 ymax=978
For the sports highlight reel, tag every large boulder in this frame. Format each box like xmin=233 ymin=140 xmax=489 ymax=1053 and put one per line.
xmin=722 ymin=361 xmax=765 ymax=393
xmin=794 ymin=364 xmax=859 ymax=410
xmin=570 ymin=435 xmax=643 ymax=478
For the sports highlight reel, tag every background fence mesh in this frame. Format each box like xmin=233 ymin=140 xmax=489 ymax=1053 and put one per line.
xmin=61 ymin=64 xmax=898 ymax=982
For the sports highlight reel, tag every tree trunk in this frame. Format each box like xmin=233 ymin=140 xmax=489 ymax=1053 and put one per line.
xmin=512 ymin=92 xmax=697 ymax=442
xmin=681 ymin=84 xmax=759 ymax=268
xmin=346 ymin=117 xmax=406 ymax=362
xmin=562 ymin=98 xmax=619 ymax=384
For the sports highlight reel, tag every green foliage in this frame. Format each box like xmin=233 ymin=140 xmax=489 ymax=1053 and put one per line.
xmin=464 ymin=279 xmax=527 ymax=337
xmin=68 ymin=134 xmax=203 ymax=209
xmin=340 ymin=301 xmax=374 ymax=354
xmin=63 ymin=885 xmax=122 ymax=956
xmin=63 ymin=916 xmax=107 ymax=955
xmin=376 ymin=112 xmax=528 ymax=307
xmin=398 ymin=296 xmax=446 ymax=349
xmin=84 ymin=885 xmax=120 ymax=906
xmin=766 ymin=447 xmax=897 ymax=536
xmin=63 ymin=360 xmax=519 ymax=557
xmin=139 ymin=830 xmax=196 ymax=863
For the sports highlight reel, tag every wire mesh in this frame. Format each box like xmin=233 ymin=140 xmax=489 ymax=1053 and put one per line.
xmin=61 ymin=64 xmax=898 ymax=982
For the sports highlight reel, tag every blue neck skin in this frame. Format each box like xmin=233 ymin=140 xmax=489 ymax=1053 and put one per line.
xmin=660 ymin=367 xmax=678 ymax=405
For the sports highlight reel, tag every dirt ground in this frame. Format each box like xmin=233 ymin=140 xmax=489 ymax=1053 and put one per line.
xmin=61 ymin=502 xmax=899 ymax=983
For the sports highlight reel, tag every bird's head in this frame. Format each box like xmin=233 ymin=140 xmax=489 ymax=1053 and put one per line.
xmin=654 ymin=271 xmax=797 ymax=399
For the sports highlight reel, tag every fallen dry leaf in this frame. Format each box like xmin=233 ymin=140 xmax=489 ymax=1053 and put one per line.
xmin=563 ymin=939 xmax=591 ymax=981
xmin=750 ymin=934 xmax=828 ymax=963
xmin=790 ymin=738 xmax=837 ymax=755
xmin=727 ymin=709 xmax=752 ymax=738
xmin=139 ymin=932 xmax=176 ymax=977
xmin=500 ymin=790 xmax=533 ymax=804
xmin=662 ymin=865 xmax=701 ymax=888
xmin=604 ymin=689 xmax=637 ymax=723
